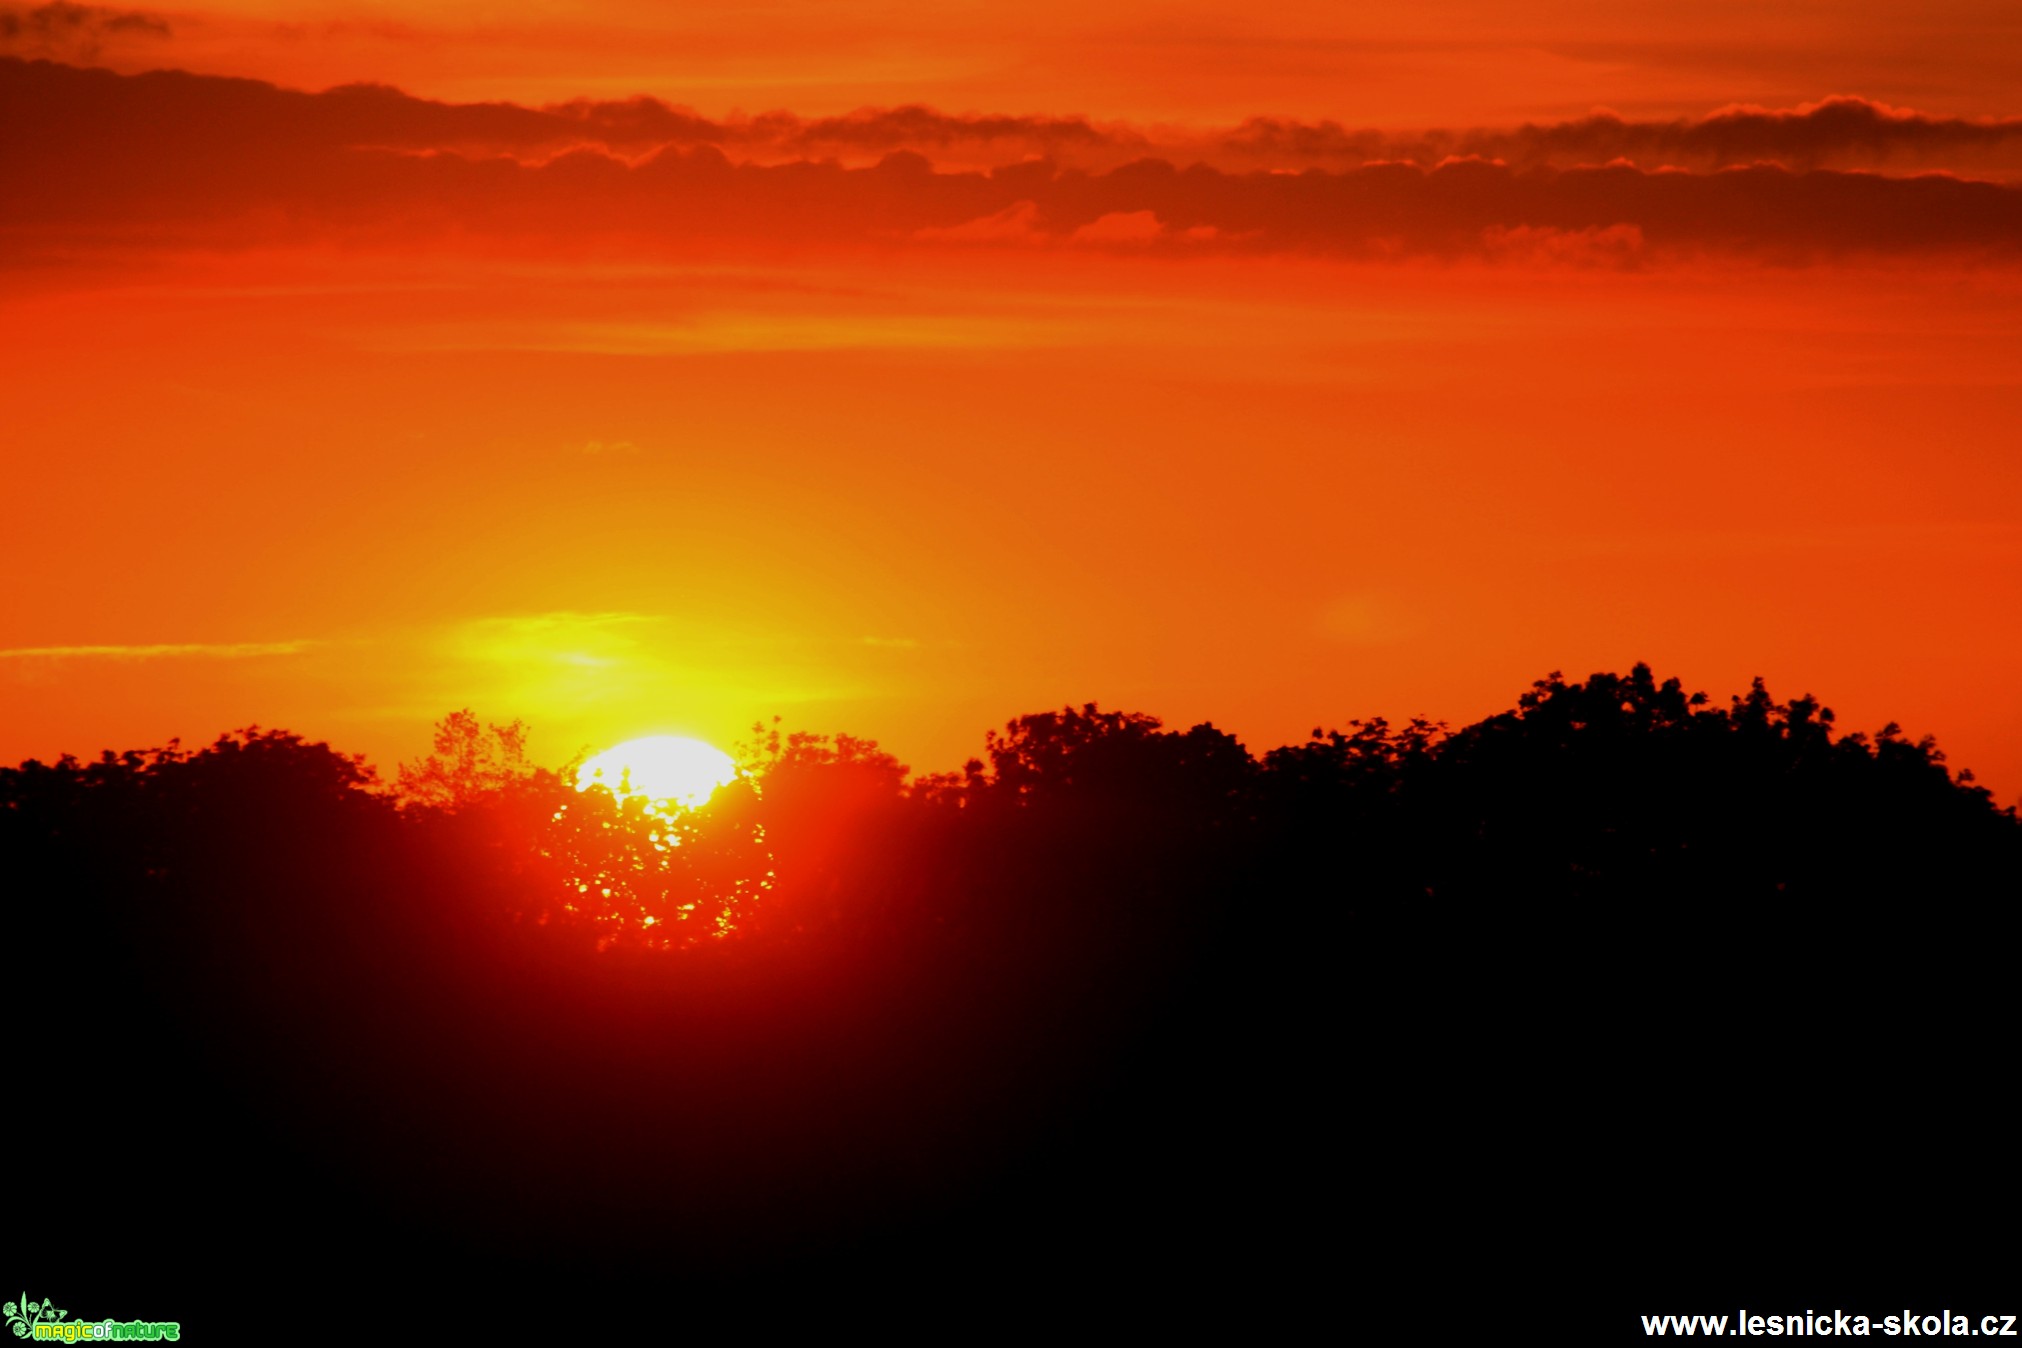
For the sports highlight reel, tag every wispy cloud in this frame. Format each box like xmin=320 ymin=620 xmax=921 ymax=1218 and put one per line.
xmin=385 ymin=316 xmax=1057 ymax=356
xmin=11 ymin=60 xmax=2022 ymax=263
xmin=458 ymin=611 xmax=661 ymax=637
xmin=0 ymin=640 xmax=311 ymax=660
xmin=448 ymin=611 xmax=662 ymax=668
xmin=426 ymin=612 xmax=867 ymax=740
xmin=0 ymin=2 xmax=171 ymax=60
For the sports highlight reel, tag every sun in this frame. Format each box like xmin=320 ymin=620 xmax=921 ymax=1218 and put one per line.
xmin=575 ymin=736 xmax=739 ymax=810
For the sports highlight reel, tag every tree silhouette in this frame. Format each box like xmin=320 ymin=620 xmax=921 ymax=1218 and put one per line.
xmin=5 ymin=665 xmax=2017 ymax=1323
xmin=396 ymin=708 xmax=536 ymax=808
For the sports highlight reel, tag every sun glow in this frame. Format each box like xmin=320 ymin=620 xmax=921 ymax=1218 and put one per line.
xmin=575 ymin=736 xmax=739 ymax=810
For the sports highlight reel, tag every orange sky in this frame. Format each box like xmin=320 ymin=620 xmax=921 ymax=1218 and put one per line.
xmin=4 ymin=3 xmax=2020 ymax=799
xmin=14 ymin=0 xmax=2022 ymax=123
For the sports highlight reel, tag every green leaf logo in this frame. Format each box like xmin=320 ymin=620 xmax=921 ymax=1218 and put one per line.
xmin=4 ymin=1293 xmax=68 ymax=1338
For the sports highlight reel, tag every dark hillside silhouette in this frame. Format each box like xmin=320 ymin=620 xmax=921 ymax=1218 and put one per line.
xmin=5 ymin=665 xmax=2016 ymax=1325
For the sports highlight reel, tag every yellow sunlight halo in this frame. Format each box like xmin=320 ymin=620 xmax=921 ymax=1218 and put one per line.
xmin=575 ymin=736 xmax=739 ymax=810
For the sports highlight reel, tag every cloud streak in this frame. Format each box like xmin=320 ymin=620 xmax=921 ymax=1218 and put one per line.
xmin=1222 ymin=97 xmax=2022 ymax=176
xmin=6 ymin=59 xmax=2022 ymax=264
xmin=0 ymin=640 xmax=311 ymax=660
xmin=0 ymin=3 xmax=168 ymax=61
xmin=13 ymin=58 xmax=2022 ymax=174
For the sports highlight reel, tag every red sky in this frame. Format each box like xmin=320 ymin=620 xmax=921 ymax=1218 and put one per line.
xmin=4 ymin=2 xmax=2020 ymax=799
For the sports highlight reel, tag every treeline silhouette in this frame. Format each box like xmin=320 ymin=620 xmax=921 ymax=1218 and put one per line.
xmin=7 ymin=665 xmax=2016 ymax=1324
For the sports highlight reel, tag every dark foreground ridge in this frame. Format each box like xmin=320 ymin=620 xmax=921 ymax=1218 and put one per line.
xmin=7 ymin=665 xmax=2018 ymax=1327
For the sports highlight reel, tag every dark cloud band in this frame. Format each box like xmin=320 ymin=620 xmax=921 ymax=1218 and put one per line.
xmin=6 ymin=58 xmax=2019 ymax=262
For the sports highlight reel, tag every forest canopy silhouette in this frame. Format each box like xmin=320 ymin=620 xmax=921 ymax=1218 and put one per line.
xmin=6 ymin=664 xmax=2016 ymax=1318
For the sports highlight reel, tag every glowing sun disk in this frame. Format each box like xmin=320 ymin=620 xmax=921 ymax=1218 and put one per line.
xmin=576 ymin=736 xmax=738 ymax=809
